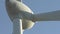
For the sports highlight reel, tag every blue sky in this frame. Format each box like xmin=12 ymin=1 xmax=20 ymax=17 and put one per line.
xmin=0 ymin=0 xmax=60 ymax=34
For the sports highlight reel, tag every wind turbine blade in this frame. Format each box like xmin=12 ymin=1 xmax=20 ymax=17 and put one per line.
xmin=34 ymin=10 xmax=60 ymax=21
xmin=12 ymin=18 xmax=23 ymax=34
xmin=20 ymin=19 xmax=23 ymax=34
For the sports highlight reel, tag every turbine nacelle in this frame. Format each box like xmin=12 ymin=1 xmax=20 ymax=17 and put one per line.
xmin=5 ymin=0 xmax=60 ymax=34
xmin=6 ymin=0 xmax=35 ymax=30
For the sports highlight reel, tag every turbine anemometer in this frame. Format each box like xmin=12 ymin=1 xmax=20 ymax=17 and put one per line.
xmin=5 ymin=0 xmax=60 ymax=34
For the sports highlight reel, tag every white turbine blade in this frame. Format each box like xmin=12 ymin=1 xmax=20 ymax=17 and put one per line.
xmin=20 ymin=19 xmax=23 ymax=34
xmin=33 ymin=10 xmax=60 ymax=21
xmin=12 ymin=18 xmax=23 ymax=34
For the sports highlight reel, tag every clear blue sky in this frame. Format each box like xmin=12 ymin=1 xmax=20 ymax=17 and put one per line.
xmin=0 ymin=0 xmax=60 ymax=34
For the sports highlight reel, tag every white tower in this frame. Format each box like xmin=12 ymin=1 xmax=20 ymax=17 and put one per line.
xmin=5 ymin=0 xmax=60 ymax=34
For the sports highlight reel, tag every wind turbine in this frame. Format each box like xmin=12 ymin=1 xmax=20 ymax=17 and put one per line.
xmin=5 ymin=0 xmax=60 ymax=34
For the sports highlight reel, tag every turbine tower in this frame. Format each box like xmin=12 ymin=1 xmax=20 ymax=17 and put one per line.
xmin=5 ymin=0 xmax=60 ymax=34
